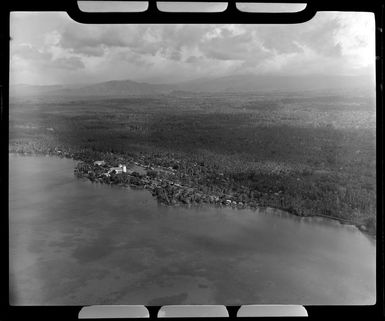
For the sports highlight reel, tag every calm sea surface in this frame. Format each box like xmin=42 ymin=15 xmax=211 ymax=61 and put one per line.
xmin=9 ymin=154 xmax=376 ymax=305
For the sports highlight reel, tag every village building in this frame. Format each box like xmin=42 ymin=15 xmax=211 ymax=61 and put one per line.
xmin=108 ymin=164 xmax=127 ymax=174
xmin=94 ymin=160 xmax=106 ymax=166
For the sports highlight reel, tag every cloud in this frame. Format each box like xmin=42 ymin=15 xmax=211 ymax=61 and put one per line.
xmin=300 ymin=16 xmax=342 ymax=56
xmin=9 ymin=11 xmax=375 ymax=85
xmin=185 ymin=56 xmax=203 ymax=63
xmin=52 ymin=56 xmax=85 ymax=70
xmin=12 ymin=43 xmax=53 ymax=61
xmin=58 ymin=25 xmax=128 ymax=57
xmin=12 ymin=42 xmax=84 ymax=70
xmin=199 ymin=27 xmax=261 ymax=61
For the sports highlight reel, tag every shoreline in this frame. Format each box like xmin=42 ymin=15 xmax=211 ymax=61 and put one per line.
xmin=9 ymin=149 xmax=376 ymax=237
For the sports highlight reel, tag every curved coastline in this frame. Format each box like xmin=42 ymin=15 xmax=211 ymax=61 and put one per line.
xmin=9 ymin=149 xmax=376 ymax=237
xmin=9 ymin=152 xmax=376 ymax=305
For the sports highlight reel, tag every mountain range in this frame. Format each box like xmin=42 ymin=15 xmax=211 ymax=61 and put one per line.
xmin=10 ymin=74 xmax=375 ymax=98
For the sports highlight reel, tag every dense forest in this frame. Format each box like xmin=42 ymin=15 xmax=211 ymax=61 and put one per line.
xmin=9 ymin=91 xmax=376 ymax=235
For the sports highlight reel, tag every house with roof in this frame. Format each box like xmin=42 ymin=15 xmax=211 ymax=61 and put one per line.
xmin=108 ymin=164 xmax=127 ymax=174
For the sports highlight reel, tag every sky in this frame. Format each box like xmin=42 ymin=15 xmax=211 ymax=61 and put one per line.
xmin=10 ymin=9 xmax=375 ymax=86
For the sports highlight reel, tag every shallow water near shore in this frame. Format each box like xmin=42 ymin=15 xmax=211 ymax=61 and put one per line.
xmin=9 ymin=154 xmax=375 ymax=305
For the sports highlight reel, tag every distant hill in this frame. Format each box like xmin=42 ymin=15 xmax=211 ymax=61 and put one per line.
xmin=9 ymin=84 xmax=67 ymax=97
xmin=74 ymin=80 xmax=174 ymax=96
xmin=10 ymin=74 xmax=375 ymax=98
xmin=177 ymin=74 xmax=375 ymax=93
xmin=10 ymin=79 xmax=174 ymax=98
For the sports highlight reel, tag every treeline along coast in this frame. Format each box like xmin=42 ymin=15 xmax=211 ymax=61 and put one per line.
xmin=9 ymin=90 xmax=376 ymax=235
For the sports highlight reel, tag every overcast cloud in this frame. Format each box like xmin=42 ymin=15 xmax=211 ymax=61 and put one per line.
xmin=10 ymin=11 xmax=375 ymax=85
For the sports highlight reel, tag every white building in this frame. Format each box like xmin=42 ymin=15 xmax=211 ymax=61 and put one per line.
xmin=108 ymin=164 xmax=127 ymax=174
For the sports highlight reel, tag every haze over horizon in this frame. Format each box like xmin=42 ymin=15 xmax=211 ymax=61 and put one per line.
xmin=10 ymin=11 xmax=375 ymax=87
